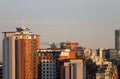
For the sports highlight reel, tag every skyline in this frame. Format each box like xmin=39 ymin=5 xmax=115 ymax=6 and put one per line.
xmin=0 ymin=0 xmax=120 ymax=61
xmin=1 ymin=27 xmax=119 ymax=79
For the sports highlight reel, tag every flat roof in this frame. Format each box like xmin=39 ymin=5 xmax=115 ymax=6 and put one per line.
xmin=2 ymin=31 xmax=16 ymax=33
xmin=37 ymin=49 xmax=62 ymax=52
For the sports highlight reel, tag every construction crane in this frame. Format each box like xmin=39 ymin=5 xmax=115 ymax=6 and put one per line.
xmin=40 ymin=42 xmax=60 ymax=49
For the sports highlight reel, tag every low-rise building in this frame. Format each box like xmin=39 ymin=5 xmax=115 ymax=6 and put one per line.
xmin=59 ymin=49 xmax=76 ymax=60
xmin=96 ymin=65 xmax=118 ymax=79
xmin=96 ymin=49 xmax=118 ymax=61
xmin=60 ymin=42 xmax=79 ymax=50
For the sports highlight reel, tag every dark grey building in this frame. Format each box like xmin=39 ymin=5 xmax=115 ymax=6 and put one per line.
xmin=115 ymin=29 xmax=120 ymax=49
xmin=0 ymin=63 xmax=3 ymax=79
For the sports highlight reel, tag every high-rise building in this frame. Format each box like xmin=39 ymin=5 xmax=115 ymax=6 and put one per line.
xmin=2 ymin=27 xmax=40 ymax=79
xmin=37 ymin=48 xmax=77 ymax=79
xmin=60 ymin=59 xmax=85 ymax=79
xmin=37 ymin=49 xmax=61 ymax=79
xmin=115 ymin=29 xmax=120 ymax=49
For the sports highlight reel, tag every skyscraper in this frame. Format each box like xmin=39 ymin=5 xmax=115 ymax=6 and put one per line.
xmin=2 ymin=27 xmax=40 ymax=79
xmin=115 ymin=29 xmax=120 ymax=49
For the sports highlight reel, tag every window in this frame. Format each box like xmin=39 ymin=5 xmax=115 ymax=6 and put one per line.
xmin=43 ymin=64 xmax=45 ymax=66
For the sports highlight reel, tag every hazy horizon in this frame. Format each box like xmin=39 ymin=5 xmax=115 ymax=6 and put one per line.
xmin=0 ymin=0 xmax=120 ymax=61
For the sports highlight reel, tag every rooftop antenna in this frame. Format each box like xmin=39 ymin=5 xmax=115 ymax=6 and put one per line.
xmin=22 ymin=20 xmax=25 ymax=29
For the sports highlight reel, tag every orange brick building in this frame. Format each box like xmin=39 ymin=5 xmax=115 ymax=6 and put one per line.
xmin=60 ymin=42 xmax=79 ymax=50
xmin=59 ymin=49 xmax=76 ymax=60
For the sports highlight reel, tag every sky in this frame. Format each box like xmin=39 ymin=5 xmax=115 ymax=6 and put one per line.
xmin=0 ymin=0 xmax=120 ymax=61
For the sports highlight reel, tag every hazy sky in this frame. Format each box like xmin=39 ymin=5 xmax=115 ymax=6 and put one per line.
xmin=0 ymin=0 xmax=120 ymax=61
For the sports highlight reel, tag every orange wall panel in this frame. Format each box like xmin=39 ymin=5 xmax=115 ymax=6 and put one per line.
xmin=69 ymin=52 xmax=76 ymax=59
xmin=20 ymin=39 xmax=25 ymax=79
